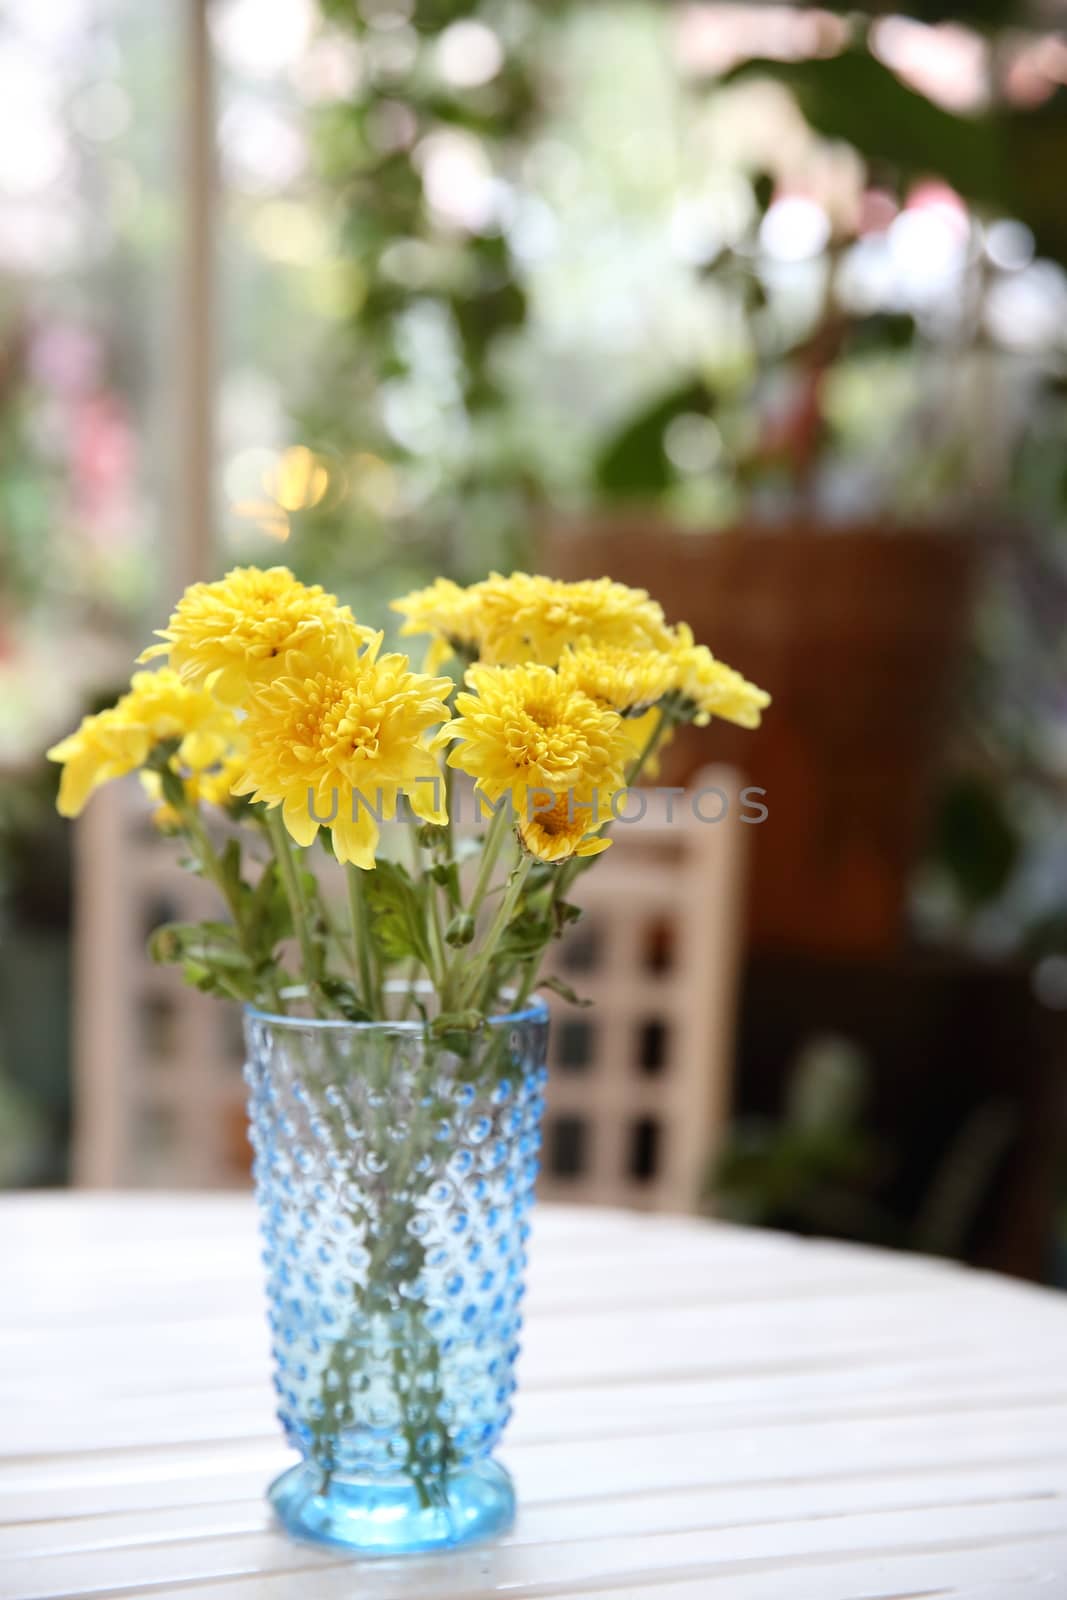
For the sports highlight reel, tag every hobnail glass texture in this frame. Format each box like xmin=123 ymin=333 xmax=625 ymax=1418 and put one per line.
xmin=244 ymin=997 xmax=549 ymax=1555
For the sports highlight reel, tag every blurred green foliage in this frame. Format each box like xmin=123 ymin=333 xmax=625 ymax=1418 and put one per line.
xmin=709 ymin=1034 xmax=1019 ymax=1260
xmin=287 ymin=0 xmax=565 ymax=595
xmin=725 ymin=47 xmax=1067 ymax=268
xmin=269 ymin=4 xmax=1067 ymax=957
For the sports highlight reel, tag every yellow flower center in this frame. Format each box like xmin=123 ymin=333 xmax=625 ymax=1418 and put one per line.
xmin=533 ymin=794 xmax=572 ymax=837
xmin=285 ymin=674 xmax=388 ymax=775
xmin=503 ymin=706 xmax=593 ymax=781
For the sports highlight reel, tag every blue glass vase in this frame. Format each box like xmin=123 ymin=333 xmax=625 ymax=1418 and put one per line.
xmin=244 ymin=994 xmax=549 ymax=1556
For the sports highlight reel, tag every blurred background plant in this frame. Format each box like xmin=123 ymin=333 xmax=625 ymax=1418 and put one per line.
xmin=272 ymin=0 xmax=1067 ymax=970
xmin=709 ymin=1033 xmax=1019 ymax=1261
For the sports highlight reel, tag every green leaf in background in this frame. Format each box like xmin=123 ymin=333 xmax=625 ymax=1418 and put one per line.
xmin=1002 ymin=91 xmax=1067 ymax=271
xmin=723 ymin=48 xmax=1008 ymax=214
xmin=843 ymin=313 xmax=917 ymax=355
xmin=595 ymin=381 xmax=710 ymax=499
xmin=723 ymin=52 xmax=1067 ymax=270
xmin=931 ymin=773 xmax=1021 ymax=909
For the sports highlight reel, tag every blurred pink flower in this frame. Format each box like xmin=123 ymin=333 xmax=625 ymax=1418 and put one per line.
xmin=71 ymin=388 xmax=136 ymax=544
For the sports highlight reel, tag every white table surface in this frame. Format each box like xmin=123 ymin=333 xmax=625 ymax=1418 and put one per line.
xmin=3 ymin=1194 xmax=1067 ymax=1600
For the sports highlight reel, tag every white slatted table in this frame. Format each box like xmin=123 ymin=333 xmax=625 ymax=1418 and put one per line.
xmin=3 ymin=1194 xmax=1067 ymax=1600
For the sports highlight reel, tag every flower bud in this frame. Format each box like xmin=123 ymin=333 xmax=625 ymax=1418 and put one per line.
xmin=445 ymin=912 xmax=475 ymax=948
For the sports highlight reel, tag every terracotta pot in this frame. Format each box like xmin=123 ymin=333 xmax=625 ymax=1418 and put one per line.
xmin=542 ymin=518 xmax=977 ymax=957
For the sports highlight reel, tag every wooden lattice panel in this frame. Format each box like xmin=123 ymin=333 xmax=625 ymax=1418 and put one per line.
xmin=73 ymin=780 xmax=251 ymax=1188
xmin=538 ymin=767 xmax=746 ymax=1213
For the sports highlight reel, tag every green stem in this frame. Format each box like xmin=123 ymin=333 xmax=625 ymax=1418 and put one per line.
xmin=501 ymin=710 xmax=674 ymax=1010
xmin=466 ymin=803 xmax=511 ymax=921
xmin=310 ymin=1037 xmax=453 ymax=1502
xmin=398 ymin=958 xmax=420 ymax=1020
xmin=428 ymin=884 xmax=452 ymax=1009
xmin=177 ymin=799 xmax=242 ymax=923
xmin=267 ymin=808 xmax=323 ymax=1011
xmin=626 ymin=705 xmax=670 ymax=787
xmin=513 ymin=955 xmax=539 ymax=1011
xmin=442 ymin=761 xmax=455 ymax=860
xmin=319 ymin=888 xmax=359 ymax=982
xmin=406 ymin=823 xmax=449 ymax=1000
xmin=174 ymin=794 xmax=283 ymax=1012
xmin=460 ymin=851 xmax=532 ymax=1011
xmin=346 ymin=863 xmax=378 ymax=1013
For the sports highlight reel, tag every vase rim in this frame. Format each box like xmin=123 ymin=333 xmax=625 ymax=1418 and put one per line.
xmin=245 ymin=983 xmax=549 ymax=1033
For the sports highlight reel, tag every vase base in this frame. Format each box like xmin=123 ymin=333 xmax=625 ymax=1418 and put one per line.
xmin=268 ymin=1458 xmax=515 ymax=1555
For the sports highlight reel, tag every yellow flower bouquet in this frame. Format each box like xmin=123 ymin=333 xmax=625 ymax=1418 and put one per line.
xmin=48 ymin=566 xmax=768 ymax=1554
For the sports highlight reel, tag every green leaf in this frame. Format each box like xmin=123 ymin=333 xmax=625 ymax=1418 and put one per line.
xmin=444 ymin=912 xmax=475 ymax=948
xmin=247 ymin=861 xmax=292 ymax=951
xmin=539 ymin=975 xmax=592 ymax=1008
xmin=723 ymin=50 xmax=1008 ymax=215
xmin=552 ymin=900 xmax=583 ymax=938
xmin=931 ymin=774 xmax=1020 ymax=908
xmin=148 ymin=920 xmax=252 ymax=972
xmin=495 ymin=914 xmax=552 ymax=961
xmin=159 ymin=764 xmax=186 ymax=811
xmin=1002 ymin=95 xmax=1067 ymax=270
xmin=415 ymin=822 xmax=446 ymax=850
xmin=146 ymin=738 xmax=182 ymax=777
xmin=318 ymin=977 xmax=371 ymax=1022
xmin=218 ymin=836 xmax=244 ymax=906
xmin=595 ymin=381 xmax=709 ymax=499
xmin=363 ymin=859 xmax=433 ymax=968
xmin=430 ymin=858 xmax=462 ymax=908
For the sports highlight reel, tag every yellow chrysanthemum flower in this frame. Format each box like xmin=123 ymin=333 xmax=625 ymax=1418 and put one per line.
xmin=390 ymin=577 xmax=481 ymax=671
xmin=47 ymin=669 xmax=243 ymax=818
xmin=666 ymin=624 xmax=770 ymax=729
xmin=443 ymin=663 xmax=630 ymax=861
xmin=557 ymin=643 xmax=675 ymax=716
xmin=392 ymin=571 xmax=673 ymax=670
xmin=517 ymin=784 xmax=617 ymax=863
xmin=230 ymin=630 xmax=453 ymax=868
xmin=471 ymin=572 xmax=673 ymax=667
xmin=139 ymin=565 xmax=373 ymax=704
